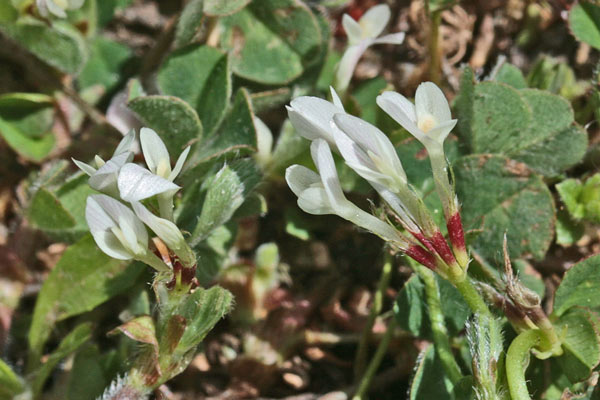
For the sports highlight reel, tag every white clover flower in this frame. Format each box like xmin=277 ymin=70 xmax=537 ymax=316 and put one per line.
xmin=131 ymin=201 xmax=195 ymax=267
xmin=335 ymin=4 xmax=405 ymax=93
xmin=286 ymin=139 xmax=406 ymax=245
xmin=376 ymin=82 xmax=457 ymax=156
xmin=332 ymin=113 xmax=407 ymax=192
xmin=286 ymin=87 xmax=345 ymax=149
xmin=86 ymin=194 xmax=170 ymax=271
xmin=253 ymin=116 xmax=273 ymax=168
xmin=140 ymin=127 xmax=190 ymax=182
xmin=73 ymin=130 xmax=136 ymax=197
xmin=117 ymin=163 xmax=180 ymax=202
xmin=36 ymin=0 xmax=85 ymax=18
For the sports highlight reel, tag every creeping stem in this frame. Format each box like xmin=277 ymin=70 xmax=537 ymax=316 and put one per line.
xmin=506 ymin=329 xmax=542 ymax=400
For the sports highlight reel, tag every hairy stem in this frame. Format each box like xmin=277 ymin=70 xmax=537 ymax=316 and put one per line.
xmin=453 ymin=274 xmax=491 ymax=317
xmin=415 ymin=264 xmax=463 ymax=384
xmin=506 ymin=329 xmax=541 ymax=400
xmin=354 ymin=254 xmax=393 ymax=380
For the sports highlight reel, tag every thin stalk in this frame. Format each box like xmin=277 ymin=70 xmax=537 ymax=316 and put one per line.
xmin=428 ymin=10 xmax=442 ymax=85
xmin=354 ymin=254 xmax=393 ymax=380
xmin=453 ymin=274 xmax=491 ymax=317
xmin=506 ymin=329 xmax=541 ymax=400
xmin=352 ymin=318 xmax=397 ymax=400
xmin=414 ymin=264 xmax=463 ymax=384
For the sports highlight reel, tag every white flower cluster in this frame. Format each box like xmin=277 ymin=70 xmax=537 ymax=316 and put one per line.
xmin=73 ymin=128 xmax=194 ymax=272
xmin=36 ymin=0 xmax=84 ymax=18
xmin=286 ymin=83 xmax=467 ymax=272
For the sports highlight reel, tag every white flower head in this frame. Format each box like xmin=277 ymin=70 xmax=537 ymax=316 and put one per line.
xmin=36 ymin=0 xmax=85 ymax=18
xmin=85 ymin=194 xmax=148 ymax=260
xmin=117 ymin=163 xmax=180 ymax=202
xmin=335 ymin=4 xmax=405 ymax=93
xmin=140 ymin=127 xmax=190 ymax=181
xmin=286 ymin=88 xmax=345 ymax=149
xmin=73 ymin=130 xmax=136 ymax=197
xmin=376 ymin=82 xmax=457 ymax=154
xmin=286 ymin=139 xmax=404 ymax=244
xmin=332 ymin=113 xmax=406 ymax=192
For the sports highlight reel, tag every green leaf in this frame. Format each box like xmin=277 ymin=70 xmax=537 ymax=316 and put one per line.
xmin=204 ymin=0 xmax=250 ymax=16
xmin=409 ymin=345 xmax=455 ymax=399
xmin=0 ymin=358 xmax=24 ymax=399
xmin=456 ymin=79 xmax=587 ymax=176
xmin=554 ymin=254 xmax=600 ymax=316
xmin=0 ymin=92 xmax=55 ymax=162
xmin=1 ymin=18 xmax=87 ymax=74
xmin=0 ymin=111 xmax=55 ymax=162
xmin=494 ymin=63 xmax=527 ymax=89
xmin=128 ymin=95 xmax=203 ymax=155
xmin=0 ymin=92 xmax=53 ymax=138
xmin=29 ymin=188 xmax=76 ymax=230
xmin=218 ymin=0 xmax=323 ymax=84
xmin=78 ymin=37 xmax=132 ymax=91
xmin=557 ymin=174 xmax=600 ymax=224
xmin=556 ymin=308 xmax=600 ymax=384
xmin=569 ymin=2 xmax=600 ymax=50
xmin=109 ymin=315 xmax=158 ymax=352
xmin=556 ymin=210 xmax=585 ymax=246
xmin=67 ymin=345 xmax=108 ymax=400
xmin=185 ymin=160 xmax=261 ymax=245
xmin=30 ymin=323 xmax=92 ymax=396
xmin=157 ymin=45 xmax=231 ymax=135
xmin=175 ymin=286 xmax=233 ymax=354
xmin=510 ymin=90 xmax=587 ymax=176
xmin=454 ymin=155 xmax=555 ymax=262
xmin=28 ymin=235 xmax=143 ymax=368
xmin=174 ymin=0 xmax=204 ymax=47
xmin=189 ymin=88 xmax=256 ymax=163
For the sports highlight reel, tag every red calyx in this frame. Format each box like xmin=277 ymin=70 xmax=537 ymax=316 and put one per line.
xmin=405 ymin=245 xmax=437 ymax=270
xmin=430 ymin=231 xmax=457 ymax=267
xmin=447 ymin=212 xmax=466 ymax=252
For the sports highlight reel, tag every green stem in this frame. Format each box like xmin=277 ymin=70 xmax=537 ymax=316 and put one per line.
xmin=354 ymin=254 xmax=393 ymax=380
xmin=506 ymin=330 xmax=541 ymax=400
xmin=453 ymin=274 xmax=491 ymax=317
xmin=428 ymin=10 xmax=442 ymax=85
xmin=415 ymin=264 xmax=463 ymax=384
xmin=353 ymin=318 xmax=397 ymax=400
xmin=158 ymin=194 xmax=174 ymax=221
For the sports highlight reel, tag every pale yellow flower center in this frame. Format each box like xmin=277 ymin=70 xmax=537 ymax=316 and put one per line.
xmin=417 ymin=114 xmax=437 ymax=133
xmin=54 ymin=0 xmax=68 ymax=9
xmin=156 ymin=158 xmax=171 ymax=179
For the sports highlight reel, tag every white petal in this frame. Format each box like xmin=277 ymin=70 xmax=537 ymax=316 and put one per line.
xmin=36 ymin=0 xmax=49 ymax=17
xmin=427 ymin=119 xmax=457 ymax=145
xmin=359 ymin=4 xmax=391 ymax=39
xmin=132 ymin=202 xmax=185 ymax=251
xmin=107 ymin=90 xmax=142 ymax=135
xmin=113 ymin=129 xmax=136 ymax=157
xmin=297 ymin=187 xmax=334 ymax=215
xmin=285 ymin=165 xmax=321 ymax=198
xmin=72 ymin=158 xmax=97 ymax=176
xmin=140 ymin=127 xmax=170 ymax=175
xmin=287 ymin=96 xmax=343 ymax=146
xmin=330 ymin=87 xmax=345 ymax=111
xmin=86 ymin=195 xmax=117 ymax=233
xmin=168 ymin=146 xmax=191 ymax=181
xmin=254 ymin=117 xmax=273 ymax=165
xmin=68 ymin=0 xmax=85 ymax=9
xmin=118 ymin=163 xmax=180 ymax=202
xmin=334 ymin=43 xmax=368 ymax=94
xmin=373 ymin=32 xmax=405 ymax=45
xmin=88 ymin=152 xmax=133 ymax=193
xmin=44 ymin=0 xmax=67 ymax=18
xmin=377 ymin=92 xmax=426 ymax=141
xmin=91 ymin=231 xmax=133 ymax=260
xmin=415 ymin=82 xmax=452 ymax=127
xmin=310 ymin=139 xmax=346 ymax=208
xmin=89 ymin=194 xmax=147 ymax=243
xmin=333 ymin=114 xmax=406 ymax=183
xmin=342 ymin=14 xmax=363 ymax=45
